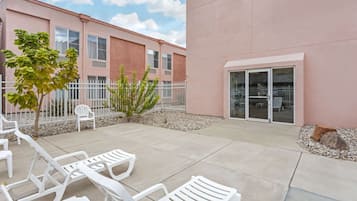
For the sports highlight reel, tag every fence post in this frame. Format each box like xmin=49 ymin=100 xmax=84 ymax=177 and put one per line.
xmin=0 ymin=74 xmax=2 ymax=115
xmin=64 ymin=83 xmax=68 ymax=121
xmin=107 ymin=79 xmax=111 ymax=113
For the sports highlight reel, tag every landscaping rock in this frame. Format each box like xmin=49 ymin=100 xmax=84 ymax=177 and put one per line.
xmin=297 ymin=125 xmax=357 ymax=162
xmin=132 ymin=110 xmax=221 ymax=132
xmin=311 ymin=125 xmax=336 ymax=141
xmin=320 ymin=131 xmax=348 ymax=150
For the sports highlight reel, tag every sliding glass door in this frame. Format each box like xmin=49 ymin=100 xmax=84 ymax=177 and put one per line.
xmin=248 ymin=69 xmax=270 ymax=121
xmin=229 ymin=67 xmax=294 ymax=124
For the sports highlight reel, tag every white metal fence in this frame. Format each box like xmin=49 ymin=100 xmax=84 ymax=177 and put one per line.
xmin=0 ymin=77 xmax=186 ymax=126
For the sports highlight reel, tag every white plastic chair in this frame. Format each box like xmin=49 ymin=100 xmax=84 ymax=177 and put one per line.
xmin=0 ymin=139 xmax=12 ymax=178
xmin=75 ymin=105 xmax=95 ymax=132
xmin=0 ymin=130 xmax=136 ymax=201
xmin=78 ymin=162 xmax=241 ymax=201
xmin=0 ymin=114 xmax=20 ymax=144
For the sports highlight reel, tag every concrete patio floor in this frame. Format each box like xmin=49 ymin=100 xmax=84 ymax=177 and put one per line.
xmin=0 ymin=122 xmax=356 ymax=201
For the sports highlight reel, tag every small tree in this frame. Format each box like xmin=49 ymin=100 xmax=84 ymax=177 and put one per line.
xmin=108 ymin=66 xmax=160 ymax=120
xmin=1 ymin=29 xmax=78 ymax=137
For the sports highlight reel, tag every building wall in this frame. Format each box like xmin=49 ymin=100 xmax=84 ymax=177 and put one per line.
xmin=187 ymin=0 xmax=357 ymax=128
xmin=173 ymin=53 xmax=186 ymax=82
xmin=110 ymin=37 xmax=145 ymax=81
xmin=1 ymin=0 xmax=186 ymax=84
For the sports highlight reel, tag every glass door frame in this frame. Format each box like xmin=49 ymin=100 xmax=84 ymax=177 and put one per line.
xmin=228 ymin=67 xmax=296 ymax=125
xmin=245 ymin=69 xmax=272 ymax=122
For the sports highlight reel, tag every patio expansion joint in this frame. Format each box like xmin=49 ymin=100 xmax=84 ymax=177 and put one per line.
xmin=284 ymin=151 xmax=303 ymax=201
xmin=41 ymin=137 xmax=72 ymax=155
xmin=160 ymin=140 xmax=234 ymax=183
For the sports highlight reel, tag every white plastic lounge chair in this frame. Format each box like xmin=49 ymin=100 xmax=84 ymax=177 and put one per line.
xmin=75 ymin=105 xmax=95 ymax=132
xmin=78 ymin=162 xmax=242 ymax=201
xmin=0 ymin=139 xmax=12 ymax=178
xmin=63 ymin=196 xmax=90 ymax=201
xmin=0 ymin=114 xmax=20 ymax=144
xmin=0 ymin=130 xmax=136 ymax=201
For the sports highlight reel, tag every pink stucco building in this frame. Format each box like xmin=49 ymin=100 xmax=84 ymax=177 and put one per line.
xmin=0 ymin=0 xmax=186 ymax=85
xmin=187 ymin=0 xmax=357 ymax=128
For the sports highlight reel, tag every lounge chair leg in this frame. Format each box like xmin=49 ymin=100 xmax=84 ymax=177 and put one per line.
xmin=108 ymin=158 xmax=136 ymax=181
xmin=93 ymin=118 xmax=95 ymax=130
xmin=7 ymin=153 xmax=12 ymax=178
xmin=54 ymin=186 xmax=66 ymax=201
xmin=17 ymin=136 xmax=21 ymax=145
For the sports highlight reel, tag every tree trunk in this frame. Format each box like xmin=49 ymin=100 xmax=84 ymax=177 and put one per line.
xmin=33 ymin=108 xmax=40 ymax=138
xmin=33 ymin=95 xmax=44 ymax=138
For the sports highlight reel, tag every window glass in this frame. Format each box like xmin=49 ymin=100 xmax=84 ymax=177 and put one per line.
xmin=162 ymin=54 xmax=168 ymax=70
xmin=167 ymin=54 xmax=172 ymax=70
xmin=147 ymin=50 xmax=159 ymax=68
xmin=69 ymin=79 xmax=79 ymax=100
xmin=55 ymin=27 xmax=68 ymax=54
xmin=154 ymin=51 xmax=159 ymax=68
xmin=69 ymin=30 xmax=79 ymax=53
xmin=272 ymin=68 xmax=294 ymax=123
xmin=98 ymin=76 xmax=107 ymax=99
xmin=88 ymin=35 xmax=97 ymax=59
xmin=230 ymin=72 xmax=245 ymax=118
xmin=98 ymin=37 xmax=106 ymax=60
xmin=55 ymin=27 xmax=79 ymax=55
xmin=88 ymin=35 xmax=106 ymax=61
xmin=162 ymin=54 xmax=172 ymax=70
xmin=88 ymin=76 xmax=107 ymax=99
xmin=163 ymin=81 xmax=172 ymax=97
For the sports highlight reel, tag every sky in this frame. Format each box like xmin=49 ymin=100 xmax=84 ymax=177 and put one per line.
xmin=41 ymin=0 xmax=186 ymax=47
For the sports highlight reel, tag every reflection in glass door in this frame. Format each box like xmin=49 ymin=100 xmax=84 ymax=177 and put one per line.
xmin=230 ymin=72 xmax=245 ymax=118
xmin=272 ymin=68 xmax=294 ymax=123
xmin=248 ymin=70 xmax=270 ymax=121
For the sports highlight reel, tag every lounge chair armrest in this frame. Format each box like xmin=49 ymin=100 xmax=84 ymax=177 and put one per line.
xmin=133 ymin=183 xmax=169 ymax=201
xmin=54 ymin=151 xmax=89 ymax=162
xmin=2 ymin=118 xmax=18 ymax=129
xmin=89 ymin=111 xmax=95 ymax=118
xmin=1 ymin=185 xmax=14 ymax=201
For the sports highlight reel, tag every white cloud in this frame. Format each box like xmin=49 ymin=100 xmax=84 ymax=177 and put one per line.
xmin=149 ymin=30 xmax=186 ymax=47
xmin=103 ymin=0 xmax=186 ymax=21
xmin=110 ymin=12 xmax=185 ymax=47
xmin=46 ymin=0 xmax=94 ymax=5
xmin=110 ymin=13 xmax=159 ymax=32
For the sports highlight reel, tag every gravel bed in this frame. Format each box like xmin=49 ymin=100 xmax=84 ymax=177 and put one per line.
xmin=132 ymin=111 xmax=221 ymax=131
xmin=11 ymin=114 xmax=126 ymax=138
xmin=297 ymin=125 xmax=357 ymax=162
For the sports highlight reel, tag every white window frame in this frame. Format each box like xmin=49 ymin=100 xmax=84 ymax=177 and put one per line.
xmin=55 ymin=26 xmax=80 ymax=56
xmin=88 ymin=35 xmax=107 ymax=61
xmin=162 ymin=53 xmax=172 ymax=71
xmin=147 ymin=49 xmax=159 ymax=68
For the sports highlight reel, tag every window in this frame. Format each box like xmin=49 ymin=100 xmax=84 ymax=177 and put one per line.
xmin=69 ymin=79 xmax=79 ymax=100
xmin=147 ymin=49 xmax=159 ymax=68
xmin=163 ymin=81 xmax=172 ymax=97
xmin=55 ymin=27 xmax=80 ymax=55
xmin=162 ymin=54 xmax=172 ymax=70
xmin=88 ymin=76 xmax=107 ymax=99
xmin=88 ymin=35 xmax=107 ymax=61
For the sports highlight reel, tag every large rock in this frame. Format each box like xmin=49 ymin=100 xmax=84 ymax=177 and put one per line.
xmin=311 ymin=125 xmax=337 ymax=141
xmin=320 ymin=131 xmax=348 ymax=150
